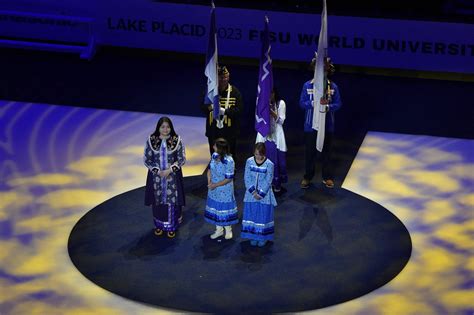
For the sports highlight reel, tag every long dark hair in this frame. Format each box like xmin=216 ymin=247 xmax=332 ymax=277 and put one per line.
xmin=153 ymin=116 xmax=177 ymax=137
xmin=272 ymin=87 xmax=282 ymax=104
xmin=214 ymin=138 xmax=230 ymax=159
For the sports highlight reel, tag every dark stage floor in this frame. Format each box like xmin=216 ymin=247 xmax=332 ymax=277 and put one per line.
xmin=68 ymin=173 xmax=412 ymax=314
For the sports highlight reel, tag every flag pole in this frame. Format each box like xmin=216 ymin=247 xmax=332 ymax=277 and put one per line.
xmin=312 ymin=0 xmax=328 ymax=152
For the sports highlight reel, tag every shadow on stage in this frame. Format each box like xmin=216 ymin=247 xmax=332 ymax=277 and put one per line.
xmin=68 ymin=175 xmax=411 ymax=314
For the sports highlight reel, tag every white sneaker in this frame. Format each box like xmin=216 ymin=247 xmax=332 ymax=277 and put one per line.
xmin=224 ymin=226 xmax=233 ymax=240
xmin=210 ymin=226 xmax=224 ymax=239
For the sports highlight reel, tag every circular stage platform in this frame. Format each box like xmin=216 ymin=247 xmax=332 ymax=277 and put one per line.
xmin=68 ymin=175 xmax=411 ymax=314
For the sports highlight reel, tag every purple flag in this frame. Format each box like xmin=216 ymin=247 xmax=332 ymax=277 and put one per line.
xmin=255 ymin=16 xmax=273 ymax=137
xmin=204 ymin=1 xmax=219 ymax=121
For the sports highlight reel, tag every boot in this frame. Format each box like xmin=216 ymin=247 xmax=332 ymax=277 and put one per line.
xmin=210 ymin=226 xmax=224 ymax=239
xmin=300 ymin=178 xmax=311 ymax=189
xmin=224 ymin=226 xmax=233 ymax=240
xmin=323 ymin=179 xmax=335 ymax=188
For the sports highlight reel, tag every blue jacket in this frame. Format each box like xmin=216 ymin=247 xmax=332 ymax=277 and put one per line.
xmin=299 ymin=80 xmax=342 ymax=133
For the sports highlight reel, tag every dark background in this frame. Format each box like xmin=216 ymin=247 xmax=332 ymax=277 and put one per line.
xmin=1 ymin=46 xmax=473 ymax=144
xmin=1 ymin=0 xmax=473 ymax=168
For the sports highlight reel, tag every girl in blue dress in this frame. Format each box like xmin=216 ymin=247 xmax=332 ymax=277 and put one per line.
xmin=204 ymin=138 xmax=238 ymax=239
xmin=241 ymin=142 xmax=277 ymax=247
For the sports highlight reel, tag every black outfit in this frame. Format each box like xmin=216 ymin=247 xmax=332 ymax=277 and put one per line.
xmin=201 ymin=84 xmax=243 ymax=157
xmin=304 ymin=131 xmax=334 ymax=181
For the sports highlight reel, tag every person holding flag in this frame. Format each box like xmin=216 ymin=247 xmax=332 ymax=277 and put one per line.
xmin=201 ymin=2 xmax=243 ymax=157
xmin=299 ymin=56 xmax=341 ymax=189
xmin=299 ymin=0 xmax=342 ymax=189
xmin=255 ymin=16 xmax=288 ymax=194
xmin=201 ymin=66 xmax=243 ymax=158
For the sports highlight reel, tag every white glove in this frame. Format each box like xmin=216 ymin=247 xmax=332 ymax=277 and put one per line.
xmin=219 ymin=107 xmax=226 ymax=115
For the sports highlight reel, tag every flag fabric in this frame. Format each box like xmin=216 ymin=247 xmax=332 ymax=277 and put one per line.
xmin=255 ymin=16 xmax=273 ymax=137
xmin=312 ymin=0 xmax=328 ymax=152
xmin=204 ymin=2 xmax=220 ymax=121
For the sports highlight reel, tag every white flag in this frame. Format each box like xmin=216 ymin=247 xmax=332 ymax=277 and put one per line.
xmin=204 ymin=2 xmax=220 ymax=120
xmin=312 ymin=0 xmax=328 ymax=152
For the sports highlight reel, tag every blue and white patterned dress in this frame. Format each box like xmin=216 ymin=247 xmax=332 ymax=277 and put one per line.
xmin=241 ymin=157 xmax=277 ymax=241
xmin=205 ymin=154 xmax=238 ymax=226
xmin=143 ymin=134 xmax=186 ymax=232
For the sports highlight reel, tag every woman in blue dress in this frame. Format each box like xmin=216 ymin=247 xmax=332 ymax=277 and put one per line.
xmin=241 ymin=142 xmax=277 ymax=247
xmin=144 ymin=116 xmax=186 ymax=238
xmin=204 ymin=138 xmax=238 ymax=240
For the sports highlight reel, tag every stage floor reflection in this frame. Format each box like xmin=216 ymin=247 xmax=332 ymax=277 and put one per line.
xmin=1 ymin=100 xmax=472 ymax=314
